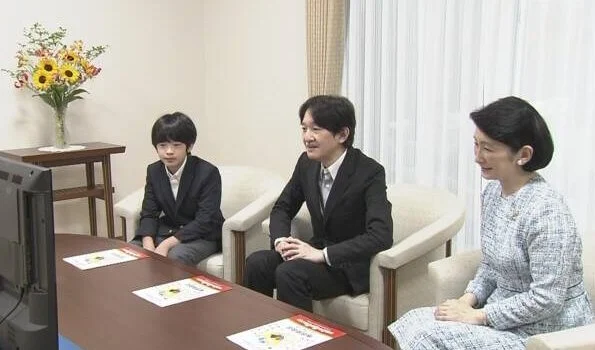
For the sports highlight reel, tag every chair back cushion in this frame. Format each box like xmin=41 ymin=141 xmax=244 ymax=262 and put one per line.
xmin=389 ymin=184 xmax=459 ymax=244
xmin=289 ymin=183 xmax=461 ymax=245
xmin=290 ymin=205 xmax=313 ymax=240
xmin=198 ymin=254 xmax=223 ymax=277
xmin=220 ymin=166 xmax=282 ymax=218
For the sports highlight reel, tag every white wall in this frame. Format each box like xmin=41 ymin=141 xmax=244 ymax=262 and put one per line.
xmin=0 ymin=0 xmax=207 ymax=235
xmin=201 ymin=0 xmax=307 ymax=176
xmin=0 ymin=1 xmax=307 ymax=236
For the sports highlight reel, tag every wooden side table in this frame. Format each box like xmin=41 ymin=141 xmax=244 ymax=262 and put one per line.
xmin=0 ymin=142 xmax=126 ymax=239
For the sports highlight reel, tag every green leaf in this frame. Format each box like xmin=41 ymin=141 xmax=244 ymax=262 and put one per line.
xmin=51 ymin=89 xmax=61 ymax=104
xmin=62 ymin=88 xmax=87 ymax=105
xmin=36 ymin=93 xmax=56 ymax=108
xmin=50 ymin=87 xmax=65 ymax=110
xmin=1 ymin=68 xmax=15 ymax=78
xmin=56 ymin=84 xmax=67 ymax=95
xmin=69 ymin=88 xmax=88 ymax=96
xmin=63 ymin=95 xmax=83 ymax=104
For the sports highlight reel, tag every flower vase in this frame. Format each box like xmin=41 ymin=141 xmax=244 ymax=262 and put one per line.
xmin=54 ymin=107 xmax=67 ymax=148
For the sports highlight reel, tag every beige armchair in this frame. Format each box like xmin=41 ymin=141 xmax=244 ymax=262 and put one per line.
xmin=262 ymin=183 xmax=466 ymax=347
xmin=428 ymin=232 xmax=595 ymax=350
xmin=114 ymin=166 xmax=284 ymax=283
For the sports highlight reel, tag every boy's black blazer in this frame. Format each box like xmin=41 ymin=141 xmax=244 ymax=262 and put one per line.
xmin=137 ymin=155 xmax=224 ymax=243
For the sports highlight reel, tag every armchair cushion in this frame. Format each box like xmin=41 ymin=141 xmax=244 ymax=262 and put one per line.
xmin=313 ymin=294 xmax=370 ymax=331
xmin=197 ymin=254 xmax=223 ymax=278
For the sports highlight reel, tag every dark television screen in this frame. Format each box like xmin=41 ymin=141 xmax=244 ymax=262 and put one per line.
xmin=0 ymin=156 xmax=58 ymax=350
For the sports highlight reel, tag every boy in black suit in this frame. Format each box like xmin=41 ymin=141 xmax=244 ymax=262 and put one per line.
xmin=130 ymin=112 xmax=224 ymax=266
xmin=244 ymin=95 xmax=393 ymax=311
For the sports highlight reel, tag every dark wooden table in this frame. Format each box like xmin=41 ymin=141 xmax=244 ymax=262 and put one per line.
xmin=0 ymin=142 xmax=125 ymax=238
xmin=55 ymin=234 xmax=391 ymax=350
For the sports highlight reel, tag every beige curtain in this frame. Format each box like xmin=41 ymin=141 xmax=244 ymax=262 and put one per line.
xmin=306 ymin=0 xmax=346 ymax=96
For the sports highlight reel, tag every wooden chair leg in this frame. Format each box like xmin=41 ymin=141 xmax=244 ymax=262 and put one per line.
xmin=85 ymin=162 xmax=98 ymax=237
xmin=120 ymin=217 xmax=127 ymax=241
xmin=232 ymin=230 xmax=246 ymax=284
xmin=382 ymin=268 xmax=397 ymax=348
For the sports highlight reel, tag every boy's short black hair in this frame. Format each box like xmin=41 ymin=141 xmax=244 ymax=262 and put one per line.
xmin=151 ymin=112 xmax=197 ymax=152
xmin=470 ymin=96 xmax=554 ymax=171
xmin=299 ymin=95 xmax=356 ymax=147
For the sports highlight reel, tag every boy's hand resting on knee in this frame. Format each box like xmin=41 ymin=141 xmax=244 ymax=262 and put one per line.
xmin=154 ymin=236 xmax=180 ymax=257
xmin=280 ymin=237 xmax=325 ymax=263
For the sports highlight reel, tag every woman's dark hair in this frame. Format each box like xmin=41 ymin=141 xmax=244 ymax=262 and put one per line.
xmin=151 ymin=112 xmax=197 ymax=153
xmin=299 ymin=95 xmax=356 ymax=147
xmin=470 ymin=96 xmax=554 ymax=171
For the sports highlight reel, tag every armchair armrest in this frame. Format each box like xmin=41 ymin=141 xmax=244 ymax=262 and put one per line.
xmin=224 ymin=189 xmax=280 ymax=232
xmin=373 ymin=199 xmax=464 ymax=346
xmin=222 ymin=187 xmax=282 ymax=283
xmin=428 ymin=250 xmax=481 ymax=304
xmin=262 ymin=218 xmax=271 ymax=236
xmin=114 ymin=188 xmax=145 ymax=241
xmin=114 ymin=188 xmax=144 ymax=219
xmin=261 ymin=218 xmax=270 ymax=234
xmin=525 ymin=324 xmax=595 ymax=350
xmin=377 ymin=208 xmax=465 ymax=270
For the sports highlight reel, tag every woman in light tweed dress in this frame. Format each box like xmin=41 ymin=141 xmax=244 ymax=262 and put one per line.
xmin=389 ymin=96 xmax=593 ymax=349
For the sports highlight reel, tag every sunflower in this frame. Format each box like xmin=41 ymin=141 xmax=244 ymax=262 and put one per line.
xmin=32 ymin=69 xmax=54 ymax=91
xmin=59 ymin=63 xmax=80 ymax=84
xmin=37 ymin=57 xmax=58 ymax=74
xmin=62 ymin=49 xmax=79 ymax=63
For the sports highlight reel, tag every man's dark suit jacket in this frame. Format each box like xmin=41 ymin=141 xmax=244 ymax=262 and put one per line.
xmin=270 ymin=147 xmax=393 ymax=295
xmin=137 ymin=155 xmax=224 ymax=243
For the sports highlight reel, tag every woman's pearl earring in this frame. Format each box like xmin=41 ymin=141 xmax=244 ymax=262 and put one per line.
xmin=517 ymin=160 xmax=523 ymax=165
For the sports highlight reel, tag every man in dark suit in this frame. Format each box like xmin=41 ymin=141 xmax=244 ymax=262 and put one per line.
xmin=244 ymin=95 xmax=393 ymax=311
xmin=130 ymin=112 xmax=224 ymax=266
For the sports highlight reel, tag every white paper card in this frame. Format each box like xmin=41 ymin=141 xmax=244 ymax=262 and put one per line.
xmin=227 ymin=314 xmax=345 ymax=350
xmin=63 ymin=248 xmax=147 ymax=270
xmin=132 ymin=276 xmax=231 ymax=307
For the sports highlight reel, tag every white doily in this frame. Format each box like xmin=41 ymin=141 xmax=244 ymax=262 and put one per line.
xmin=37 ymin=145 xmax=87 ymax=153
